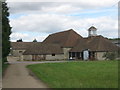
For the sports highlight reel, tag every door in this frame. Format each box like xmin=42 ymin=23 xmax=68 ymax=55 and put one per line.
xmin=83 ymin=50 xmax=89 ymax=60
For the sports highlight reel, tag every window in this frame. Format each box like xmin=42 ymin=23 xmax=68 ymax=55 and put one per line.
xmin=52 ymin=54 xmax=55 ymax=56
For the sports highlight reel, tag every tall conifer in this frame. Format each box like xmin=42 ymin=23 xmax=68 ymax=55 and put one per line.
xmin=2 ymin=1 xmax=11 ymax=63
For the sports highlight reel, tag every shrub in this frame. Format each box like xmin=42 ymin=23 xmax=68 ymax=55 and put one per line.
xmin=103 ymin=52 xmax=117 ymax=60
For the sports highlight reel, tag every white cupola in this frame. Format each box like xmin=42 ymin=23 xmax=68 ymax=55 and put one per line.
xmin=88 ymin=26 xmax=97 ymax=37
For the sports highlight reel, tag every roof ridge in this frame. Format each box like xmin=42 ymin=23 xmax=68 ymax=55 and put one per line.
xmin=50 ymin=29 xmax=74 ymax=35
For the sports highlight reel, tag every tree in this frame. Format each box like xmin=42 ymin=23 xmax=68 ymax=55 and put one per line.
xmin=16 ymin=39 xmax=23 ymax=42
xmin=109 ymin=38 xmax=120 ymax=40
xmin=2 ymin=1 xmax=11 ymax=63
xmin=33 ymin=39 xmax=37 ymax=42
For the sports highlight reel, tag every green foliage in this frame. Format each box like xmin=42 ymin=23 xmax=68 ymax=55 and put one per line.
xmin=33 ymin=39 xmax=37 ymax=42
xmin=16 ymin=38 xmax=23 ymax=42
xmin=103 ymin=52 xmax=117 ymax=60
xmin=108 ymin=38 xmax=120 ymax=40
xmin=27 ymin=61 xmax=118 ymax=88
xmin=2 ymin=1 xmax=11 ymax=63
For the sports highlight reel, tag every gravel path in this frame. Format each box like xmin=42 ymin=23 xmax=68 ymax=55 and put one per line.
xmin=2 ymin=63 xmax=49 ymax=88
xmin=2 ymin=56 xmax=72 ymax=88
xmin=2 ymin=56 xmax=70 ymax=88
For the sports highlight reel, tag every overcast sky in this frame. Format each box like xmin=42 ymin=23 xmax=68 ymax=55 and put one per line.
xmin=7 ymin=0 xmax=119 ymax=42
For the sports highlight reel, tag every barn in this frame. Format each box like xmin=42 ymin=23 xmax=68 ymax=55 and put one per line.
xmin=10 ymin=26 xmax=119 ymax=61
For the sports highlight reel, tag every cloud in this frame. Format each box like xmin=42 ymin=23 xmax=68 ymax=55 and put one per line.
xmin=7 ymin=1 xmax=118 ymax=14
xmin=10 ymin=33 xmax=29 ymax=41
xmin=10 ymin=13 xmax=118 ymax=39
xmin=10 ymin=32 xmax=47 ymax=42
xmin=10 ymin=14 xmax=67 ymax=33
xmin=7 ymin=1 xmax=118 ymax=41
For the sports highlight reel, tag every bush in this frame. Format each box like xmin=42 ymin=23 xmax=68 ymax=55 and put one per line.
xmin=103 ymin=52 xmax=117 ymax=60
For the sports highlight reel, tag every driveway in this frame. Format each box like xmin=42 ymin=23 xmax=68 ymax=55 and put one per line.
xmin=3 ymin=56 xmax=69 ymax=88
xmin=2 ymin=63 xmax=49 ymax=88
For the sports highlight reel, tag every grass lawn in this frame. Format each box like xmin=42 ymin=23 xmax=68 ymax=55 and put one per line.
xmin=27 ymin=61 xmax=118 ymax=88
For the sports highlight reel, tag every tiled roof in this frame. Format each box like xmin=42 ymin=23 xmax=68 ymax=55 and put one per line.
xmin=23 ymin=43 xmax=63 ymax=55
xmin=43 ymin=29 xmax=83 ymax=48
xmin=11 ymin=42 xmax=39 ymax=50
xmin=70 ymin=35 xmax=120 ymax=52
